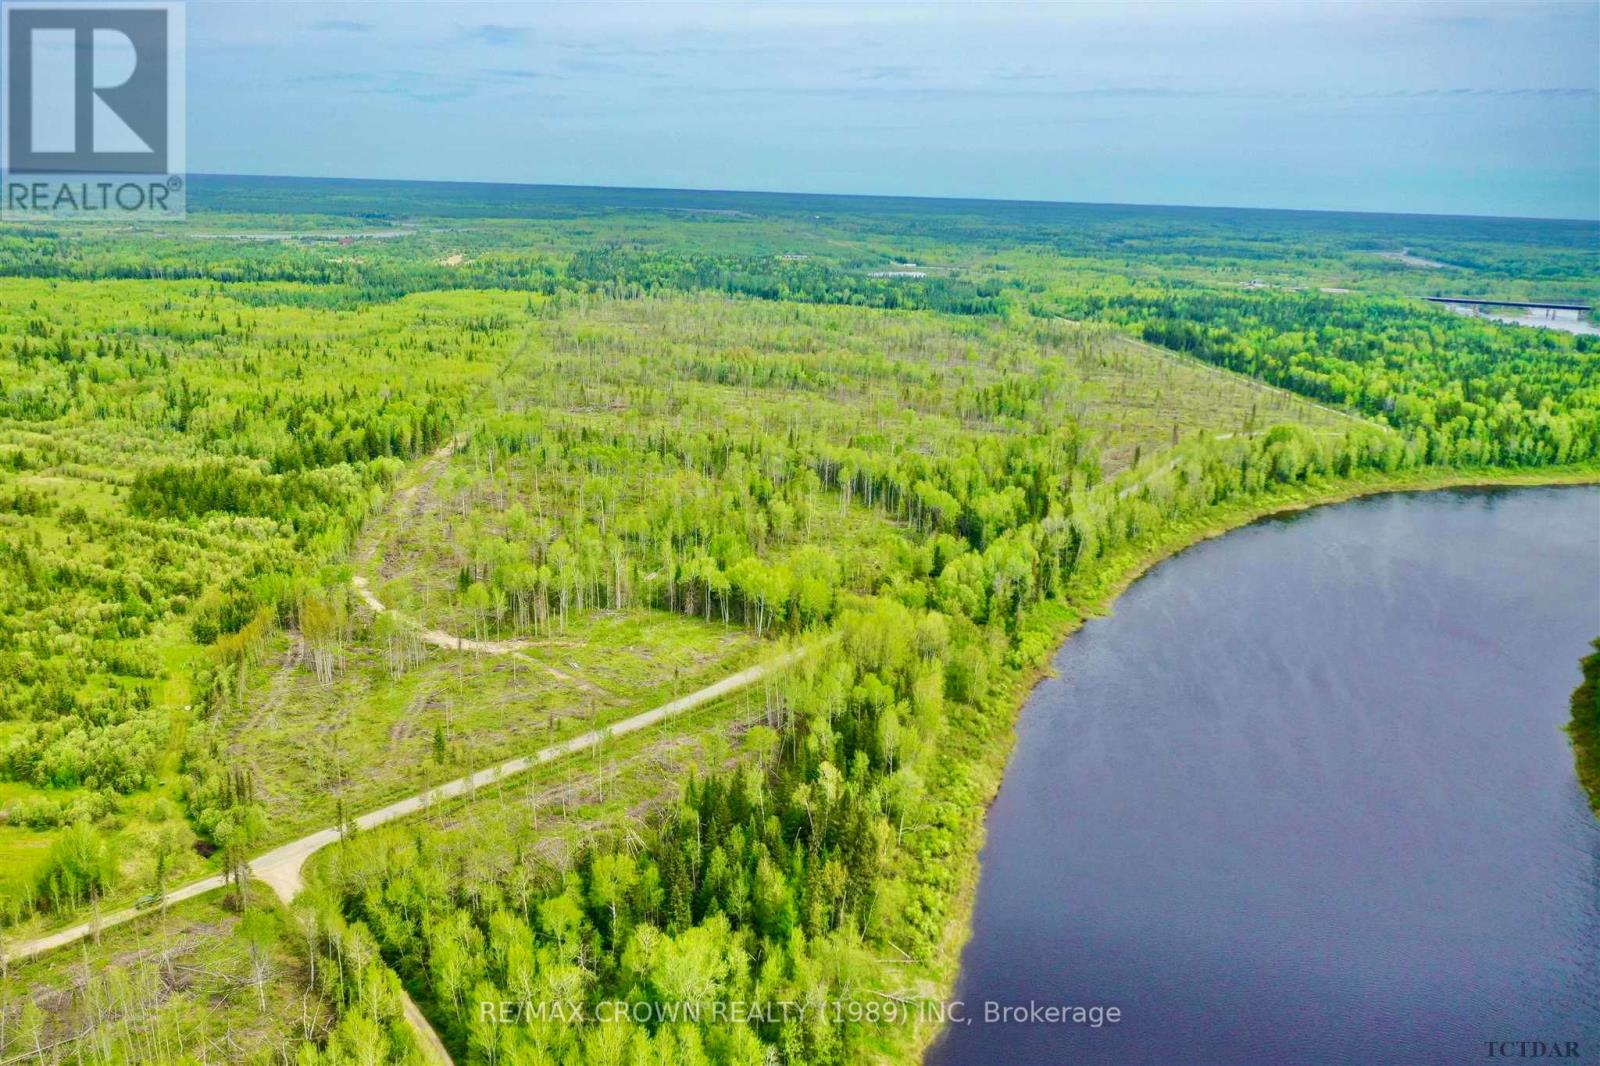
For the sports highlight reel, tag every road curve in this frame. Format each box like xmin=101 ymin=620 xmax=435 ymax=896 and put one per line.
xmin=401 ymin=989 xmax=455 ymax=1066
xmin=5 ymin=641 xmax=820 ymax=964
xmin=351 ymin=574 xmax=540 ymax=655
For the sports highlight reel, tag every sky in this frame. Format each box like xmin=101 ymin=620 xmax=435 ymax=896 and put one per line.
xmin=184 ymin=1 xmax=1600 ymax=219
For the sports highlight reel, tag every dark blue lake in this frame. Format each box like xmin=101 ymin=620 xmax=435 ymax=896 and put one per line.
xmin=928 ymin=486 xmax=1600 ymax=1065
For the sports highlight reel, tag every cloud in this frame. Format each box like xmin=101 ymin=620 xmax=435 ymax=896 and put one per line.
xmin=722 ymin=81 xmax=1600 ymax=104
xmin=850 ymin=65 xmax=918 ymax=82
xmin=993 ymin=67 xmax=1053 ymax=83
xmin=294 ymin=71 xmax=384 ymax=86
xmin=1354 ymin=86 xmax=1597 ymax=99
xmin=292 ymin=63 xmax=558 ymax=103
xmin=1424 ymin=14 xmax=1492 ymax=29
xmin=292 ymin=69 xmax=482 ymax=104
xmin=310 ymin=19 xmax=371 ymax=33
xmin=465 ymin=23 xmax=530 ymax=46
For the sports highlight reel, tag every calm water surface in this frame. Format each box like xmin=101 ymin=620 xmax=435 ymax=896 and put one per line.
xmin=928 ymin=487 xmax=1600 ymax=1065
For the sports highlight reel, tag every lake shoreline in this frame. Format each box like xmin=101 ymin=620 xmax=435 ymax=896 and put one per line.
xmin=1568 ymin=640 xmax=1600 ymax=815
xmin=906 ymin=462 xmax=1600 ymax=1064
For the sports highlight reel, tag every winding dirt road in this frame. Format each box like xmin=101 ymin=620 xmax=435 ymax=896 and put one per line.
xmin=11 ymin=421 xmax=794 ymax=1059
xmin=351 ymin=574 xmax=541 ymax=655
xmin=6 ymin=642 xmax=813 ymax=964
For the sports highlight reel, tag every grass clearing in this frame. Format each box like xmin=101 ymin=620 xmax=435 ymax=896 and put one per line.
xmin=0 ymin=882 xmax=327 ymax=1066
xmin=223 ymin=608 xmax=762 ymax=842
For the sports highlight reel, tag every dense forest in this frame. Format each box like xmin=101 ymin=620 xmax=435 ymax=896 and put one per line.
xmin=0 ymin=178 xmax=1595 ymax=1064
xmin=1041 ymin=285 xmax=1600 ymax=467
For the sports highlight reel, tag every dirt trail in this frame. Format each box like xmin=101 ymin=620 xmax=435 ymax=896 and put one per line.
xmin=351 ymin=574 xmax=534 ymax=654
xmin=350 ymin=431 xmax=610 ymax=696
xmin=353 ymin=435 xmax=461 ymax=568
xmin=6 ymin=640 xmax=822 ymax=965
xmin=238 ymin=636 xmax=304 ymax=739
xmin=351 ymin=574 xmax=609 ymax=696
xmin=401 ymin=991 xmax=454 ymax=1065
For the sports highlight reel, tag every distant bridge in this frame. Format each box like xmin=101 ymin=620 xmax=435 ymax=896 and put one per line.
xmin=1426 ymin=296 xmax=1590 ymax=313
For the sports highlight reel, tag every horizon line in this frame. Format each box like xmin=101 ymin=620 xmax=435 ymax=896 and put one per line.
xmin=190 ymin=172 xmax=1600 ymax=228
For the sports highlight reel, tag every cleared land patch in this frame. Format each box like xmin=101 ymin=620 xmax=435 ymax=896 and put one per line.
xmin=0 ymin=884 xmax=327 ymax=1066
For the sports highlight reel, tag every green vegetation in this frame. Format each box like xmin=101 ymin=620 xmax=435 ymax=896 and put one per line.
xmin=0 ymin=279 xmax=500 ymax=925
xmin=0 ymin=177 xmax=1595 ymax=1063
xmin=0 ymin=884 xmax=350 ymax=1065
xmin=233 ymin=607 xmax=761 ymax=840
xmin=1568 ymin=639 xmax=1600 ymax=815
xmin=1044 ymin=285 xmax=1600 ymax=466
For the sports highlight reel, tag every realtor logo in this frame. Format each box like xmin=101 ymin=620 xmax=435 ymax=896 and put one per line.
xmin=1 ymin=0 xmax=185 ymax=218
